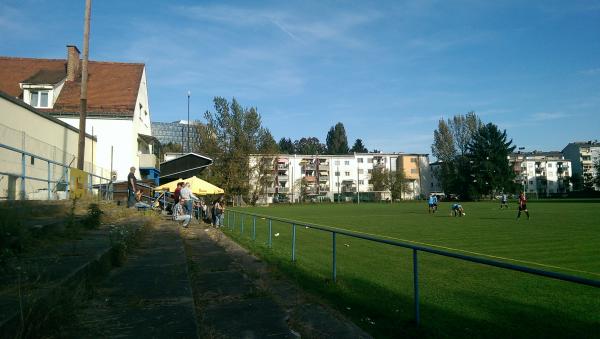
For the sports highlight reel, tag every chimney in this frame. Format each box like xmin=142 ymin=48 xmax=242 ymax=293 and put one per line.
xmin=66 ymin=45 xmax=80 ymax=81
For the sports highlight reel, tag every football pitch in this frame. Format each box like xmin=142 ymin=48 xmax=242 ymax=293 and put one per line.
xmin=223 ymin=201 xmax=600 ymax=338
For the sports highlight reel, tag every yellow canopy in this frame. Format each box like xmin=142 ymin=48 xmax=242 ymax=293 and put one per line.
xmin=155 ymin=176 xmax=224 ymax=196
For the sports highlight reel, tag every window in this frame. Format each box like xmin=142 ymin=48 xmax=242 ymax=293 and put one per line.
xmin=368 ymin=169 xmax=372 ymax=174
xmin=345 ymin=171 xmax=350 ymax=176
xmin=410 ymin=157 xmax=417 ymax=163
xmin=367 ymin=158 xmax=373 ymax=163
xmin=335 ymin=182 xmax=340 ymax=187
xmin=358 ymin=158 xmax=363 ymax=163
xmin=411 ymin=169 xmax=417 ymax=174
xmin=344 ymin=160 xmax=350 ymax=165
xmin=334 ymin=160 xmax=340 ymax=166
xmin=335 ymin=171 xmax=340 ymax=176
xmin=358 ymin=180 xmax=364 ymax=185
xmin=30 ymin=90 xmax=49 ymax=108
xmin=358 ymin=169 xmax=364 ymax=174
xmin=548 ymin=163 xmax=553 ymax=167
xmin=529 ymin=181 xmax=534 ymax=185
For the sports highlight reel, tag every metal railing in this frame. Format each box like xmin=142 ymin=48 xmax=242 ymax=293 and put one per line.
xmin=0 ymin=142 xmax=112 ymax=200
xmin=224 ymin=209 xmax=600 ymax=327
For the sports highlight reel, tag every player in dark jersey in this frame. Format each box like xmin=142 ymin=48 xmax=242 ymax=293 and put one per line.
xmin=516 ymin=192 xmax=530 ymax=220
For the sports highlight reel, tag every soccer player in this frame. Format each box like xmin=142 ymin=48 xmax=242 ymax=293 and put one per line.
xmin=428 ymin=194 xmax=438 ymax=214
xmin=516 ymin=192 xmax=530 ymax=220
xmin=451 ymin=203 xmax=465 ymax=217
xmin=500 ymin=193 xmax=508 ymax=209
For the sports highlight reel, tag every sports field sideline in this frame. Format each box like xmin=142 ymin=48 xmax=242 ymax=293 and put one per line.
xmin=224 ymin=201 xmax=600 ymax=338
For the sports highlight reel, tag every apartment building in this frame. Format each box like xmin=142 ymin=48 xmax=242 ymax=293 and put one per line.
xmin=509 ymin=151 xmax=572 ymax=196
xmin=562 ymin=141 xmax=600 ymax=190
xmin=249 ymin=153 xmax=430 ymax=204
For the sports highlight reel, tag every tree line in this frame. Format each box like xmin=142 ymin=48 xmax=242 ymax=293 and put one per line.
xmin=431 ymin=112 xmax=518 ymax=200
xmin=278 ymin=122 xmax=369 ymax=155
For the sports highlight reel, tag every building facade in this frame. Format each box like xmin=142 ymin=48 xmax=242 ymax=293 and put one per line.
xmin=0 ymin=45 xmax=157 ymax=182
xmin=562 ymin=141 xmax=600 ymax=190
xmin=0 ymin=91 xmax=96 ymax=199
xmin=249 ymin=153 xmax=430 ymax=204
xmin=151 ymin=120 xmax=201 ymax=154
xmin=508 ymin=151 xmax=572 ymax=196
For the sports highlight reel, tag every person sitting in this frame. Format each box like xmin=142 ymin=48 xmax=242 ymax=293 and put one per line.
xmin=134 ymin=190 xmax=151 ymax=210
xmin=451 ymin=203 xmax=465 ymax=217
xmin=172 ymin=198 xmax=191 ymax=228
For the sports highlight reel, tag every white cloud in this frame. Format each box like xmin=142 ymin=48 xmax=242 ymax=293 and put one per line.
xmin=579 ymin=68 xmax=600 ymax=76
xmin=530 ymin=112 xmax=569 ymax=121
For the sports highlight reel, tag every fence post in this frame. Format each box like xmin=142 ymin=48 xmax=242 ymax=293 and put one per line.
xmin=47 ymin=161 xmax=52 ymax=200
xmin=413 ymin=249 xmax=420 ymax=326
xmin=65 ymin=167 xmax=70 ymax=199
xmin=233 ymin=212 xmax=236 ymax=230
xmin=252 ymin=216 xmax=256 ymax=240
xmin=292 ymin=223 xmax=296 ymax=262
xmin=332 ymin=232 xmax=337 ymax=283
xmin=20 ymin=153 xmax=26 ymax=200
xmin=241 ymin=214 xmax=244 ymax=235
xmin=268 ymin=219 xmax=272 ymax=248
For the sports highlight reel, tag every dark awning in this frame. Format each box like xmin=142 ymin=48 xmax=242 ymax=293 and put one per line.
xmin=159 ymin=152 xmax=213 ymax=183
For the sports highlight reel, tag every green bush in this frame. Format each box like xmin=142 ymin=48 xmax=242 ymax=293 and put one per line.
xmin=82 ymin=203 xmax=103 ymax=229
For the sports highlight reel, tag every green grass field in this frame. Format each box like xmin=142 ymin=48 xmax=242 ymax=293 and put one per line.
xmin=222 ymin=201 xmax=600 ymax=338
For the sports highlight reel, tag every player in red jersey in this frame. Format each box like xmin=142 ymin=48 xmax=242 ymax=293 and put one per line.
xmin=516 ymin=192 xmax=530 ymax=220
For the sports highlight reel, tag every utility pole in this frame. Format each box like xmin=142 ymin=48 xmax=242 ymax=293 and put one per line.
xmin=77 ymin=0 xmax=92 ymax=170
xmin=187 ymin=91 xmax=190 ymax=153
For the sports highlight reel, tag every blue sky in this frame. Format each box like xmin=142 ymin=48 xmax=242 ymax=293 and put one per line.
xmin=1 ymin=0 xmax=599 ymax=155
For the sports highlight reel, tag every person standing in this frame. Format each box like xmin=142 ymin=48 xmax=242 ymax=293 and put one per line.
xmin=517 ymin=192 xmax=530 ymax=220
xmin=213 ymin=198 xmax=224 ymax=227
xmin=127 ymin=167 xmax=137 ymax=208
xmin=172 ymin=198 xmax=191 ymax=228
xmin=180 ymin=182 xmax=198 ymax=216
xmin=500 ymin=193 xmax=508 ymax=209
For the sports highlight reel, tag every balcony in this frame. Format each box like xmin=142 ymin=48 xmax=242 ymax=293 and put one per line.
xmin=319 ymin=175 xmax=329 ymax=181
xmin=277 ymin=174 xmax=288 ymax=181
xmin=277 ymin=164 xmax=288 ymax=170
xmin=139 ymin=153 xmax=158 ymax=169
xmin=303 ymin=164 xmax=317 ymax=170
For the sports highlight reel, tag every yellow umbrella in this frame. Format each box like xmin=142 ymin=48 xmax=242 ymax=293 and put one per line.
xmin=156 ymin=176 xmax=224 ymax=195
xmin=187 ymin=176 xmax=225 ymax=195
xmin=155 ymin=178 xmax=183 ymax=192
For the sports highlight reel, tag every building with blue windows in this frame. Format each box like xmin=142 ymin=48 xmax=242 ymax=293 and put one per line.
xmin=151 ymin=120 xmax=201 ymax=154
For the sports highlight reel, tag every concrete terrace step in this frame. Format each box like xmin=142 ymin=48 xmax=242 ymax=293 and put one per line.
xmin=0 ymin=218 xmax=147 ymax=338
xmin=63 ymin=223 xmax=198 ymax=338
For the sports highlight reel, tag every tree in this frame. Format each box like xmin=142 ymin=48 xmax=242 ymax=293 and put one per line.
xmin=326 ymin=122 xmax=349 ymax=154
xmin=467 ymin=123 xmax=516 ymax=198
xmin=570 ymin=173 xmax=584 ymax=191
xmin=431 ymin=112 xmax=484 ymax=198
xmin=594 ymin=159 xmax=600 ymax=190
xmin=294 ymin=137 xmax=326 ymax=155
xmin=370 ymin=167 xmax=388 ymax=192
xmin=389 ymin=170 xmax=411 ymax=200
xmin=278 ymin=137 xmax=294 ymax=154
xmin=350 ymin=139 xmax=368 ymax=153
xmin=197 ymin=97 xmax=275 ymax=203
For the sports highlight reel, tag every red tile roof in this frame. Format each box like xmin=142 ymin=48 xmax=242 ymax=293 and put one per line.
xmin=0 ymin=56 xmax=144 ymax=117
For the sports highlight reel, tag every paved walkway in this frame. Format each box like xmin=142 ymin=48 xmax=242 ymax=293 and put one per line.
xmin=65 ymin=222 xmax=198 ymax=338
xmin=57 ymin=218 xmax=370 ymax=338
xmin=182 ymin=224 xmax=371 ymax=339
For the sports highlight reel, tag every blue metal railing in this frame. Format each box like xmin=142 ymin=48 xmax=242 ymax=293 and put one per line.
xmin=0 ymin=142 xmax=111 ymax=200
xmin=224 ymin=209 xmax=600 ymax=327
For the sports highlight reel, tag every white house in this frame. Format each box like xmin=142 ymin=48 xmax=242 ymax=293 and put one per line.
xmin=562 ymin=141 xmax=600 ymax=190
xmin=0 ymin=45 xmax=158 ymax=183
xmin=509 ymin=151 xmax=572 ymax=196
xmin=249 ymin=152 xmax=430 ymax=204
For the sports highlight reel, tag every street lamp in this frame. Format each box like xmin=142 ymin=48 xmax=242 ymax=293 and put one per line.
xmin=187 ymin=90 xmax=191 ymax=153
